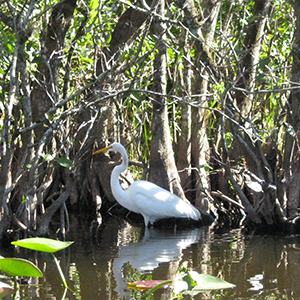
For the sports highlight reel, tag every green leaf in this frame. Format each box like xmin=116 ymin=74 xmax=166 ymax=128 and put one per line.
xmin=57 ymin=157 xmax=73 ymax=168
xmin=182 ymin=273 xmax=197 ymax=290
xmin=21 ymin=195 xmax=27 ymax=203
xmin=44 ymin=153 xmax=55 ymax=162
xmin=177 ymin=261 xmax=188 ymax=273
xmin=0 ymin=258 xmax=43 ymax=277
xmin=189 ymin=271 xmax=236 ymax=291
xmin=106 ymin=33 xmax=112 ymax=45
xmin=90 ymin=0 xmax=99 ymax=10
xmin=0 ymin=281 xmax=16 ymax=297
xmin=173 ymin=267 xmax=235 ymax=296
xmin=6 ymin=43 xmax=14 ymax=53
xmin=225 ymin=132 xmax=233 ymax=148
xmin=12 ymin=238 xmax=74 ymax=253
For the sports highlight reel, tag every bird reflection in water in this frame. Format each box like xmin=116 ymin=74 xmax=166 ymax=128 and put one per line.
xmin=112 ymin=227 xmax=201 ymax=298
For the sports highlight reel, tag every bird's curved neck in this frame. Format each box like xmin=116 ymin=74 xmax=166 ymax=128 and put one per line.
xmin=111 ymin=151 xmax=129 ymax=203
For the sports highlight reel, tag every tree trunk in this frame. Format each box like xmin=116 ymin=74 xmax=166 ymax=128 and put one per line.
xmin=191 ymin=0 xmax=220 ymax=213
xmin=31 ymin=0 xmax=77 ymax=140
xmin=222 ymin=0 xmax=272 ymax=225
xmin=0 ymin=12 xmax=31 ymax=235
xmin=285 ymin=1 xmax=300 ymax=217
xmin=235 ymin=0 xmax=271 ymax=115
xmin=148 ymin=0 xmax=185 ymax=199
xmin=96 ymin=6 xmax=148 ymax=75
xmin=177 ymin=35 xmax=192 ymax=197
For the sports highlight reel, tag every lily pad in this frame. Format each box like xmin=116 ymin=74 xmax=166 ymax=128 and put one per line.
xmin=173 ymin=271 xmax=236 ymax=295
xmin=0 ymin=258 xmax=43 ymax=277
xmin=189 ymin=271 xmax=236 ymax=290
xmin=173 ymin=271 xmax=236 ymax=296
xmin=143 ymin=262 xmax=236 ymax=298
xmin=12 ymin=237 xmax=74 ymax=253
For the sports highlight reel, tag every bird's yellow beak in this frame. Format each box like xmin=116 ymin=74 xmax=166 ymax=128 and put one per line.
xmin=93 ymin=145 xmax=111 ymax=155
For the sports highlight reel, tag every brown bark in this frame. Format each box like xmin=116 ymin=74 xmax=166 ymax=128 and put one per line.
xmin=0 ymin=14 xmax=26 ymax=232
xmin=230 ymin=0 xmax=271 ymax=180
xmin=31 ymin=0 xmax=77 ymax=140
xmin=19 ymin=0 xmax=77 ymax=231
xmin=37 ymin=178 xmax=74 ymax=236
xmin=235 ymin=0 xmax=271 ymax=116
xmin=222 ymin=0 xmax=272 ymax=225
xmin=285 ymin=1 xmax=300 ymax=217
xmin=148 ymin=0 xmax=185 ymax=198
xmin=0 ymin=4 xmax=37 ymax=234
xmin=96 ymin=5 xmax=148 ymax=75
xmin=177 ymin=40 xmax=192 ymax=195
xmin=172 ymin=0 xmax=218 ymax=212
xmin=191 ymin=0 xmax=220 ymax=213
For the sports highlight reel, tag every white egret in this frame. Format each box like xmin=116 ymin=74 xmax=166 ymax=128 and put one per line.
xmin=93 ymin=142 xmax=201 ymax=227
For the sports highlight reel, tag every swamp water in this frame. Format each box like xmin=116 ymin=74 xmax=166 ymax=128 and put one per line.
xmin=1 ymin=214 xmax=300 ymax=299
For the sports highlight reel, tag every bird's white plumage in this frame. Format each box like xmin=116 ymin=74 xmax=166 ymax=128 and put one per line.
xmin=93 ymin=142 xmax=201 ymax=226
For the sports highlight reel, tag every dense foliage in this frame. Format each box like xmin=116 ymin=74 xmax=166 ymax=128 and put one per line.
xmin=0 ymin=0 xmax=300 ymax=240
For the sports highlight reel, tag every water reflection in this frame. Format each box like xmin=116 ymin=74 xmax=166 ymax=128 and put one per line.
xmin=113 ymin=227 xmax=201 ymax=297
xmin=3 ymin=215 xmax=300 ymax=299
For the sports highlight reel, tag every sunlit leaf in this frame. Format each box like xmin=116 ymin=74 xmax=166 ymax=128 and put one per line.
xmin=21 ymin=195 xmax=27 ymax=203
xmin=225 ymin=132 xmax=233 ymax=148
xmin=106 ymin=33 xmax=112 ymax=44
xmin=12 ymin=238 xmax=74 ymax=253
xmin=0 ymin=281 xmax=16 ymax=297
xmin=172 ymin=267 xmax=235 ymax=296
xmin=0 ymin=258 xmax=43 ymax=277
xmin=44 ymin=153 xmax=55 ymax=162
xmin=6 ymin=43 xmax=14 ymax=53
xmin=90 ymin=0 xmax=99 ymax=10
xmin=57 ymin=157 xmax=73 ymax=168
xmin=189 ymin=271 xmax=236 ymax=291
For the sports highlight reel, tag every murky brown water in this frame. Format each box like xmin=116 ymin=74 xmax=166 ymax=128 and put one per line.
xmin=2 ymin=214 xmax=300 ymax=299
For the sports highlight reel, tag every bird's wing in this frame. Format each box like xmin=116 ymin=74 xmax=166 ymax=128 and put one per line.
xmin=129 ymin=181 xmax=200 ymax=222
